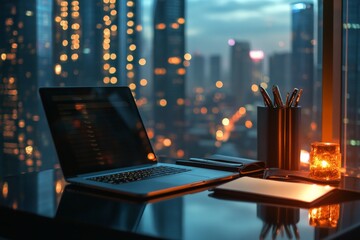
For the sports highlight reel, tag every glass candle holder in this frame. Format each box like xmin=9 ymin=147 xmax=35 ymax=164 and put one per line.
xmin=309 ymin=204 xmax=340 ymax=228
xmin=309 ymin=142 xmax=341 ymax=180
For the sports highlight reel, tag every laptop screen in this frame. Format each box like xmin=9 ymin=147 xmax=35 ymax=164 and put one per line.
xmin=39 ymin=87 xmax=157 ymax=177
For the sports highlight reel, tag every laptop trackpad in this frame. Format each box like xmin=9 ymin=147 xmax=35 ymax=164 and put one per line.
xmin=154 ymin=174 xmax=208 ymax=186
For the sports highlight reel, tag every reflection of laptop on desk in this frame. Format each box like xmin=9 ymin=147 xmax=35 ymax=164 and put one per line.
xmin=39 ymin=87 xmax=238 ymax=198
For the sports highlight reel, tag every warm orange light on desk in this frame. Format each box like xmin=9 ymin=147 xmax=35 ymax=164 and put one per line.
xmin=309 ymin=204 xmax=340 ymax=228
xmin=309 ymin=142 xmax=341 ymax=180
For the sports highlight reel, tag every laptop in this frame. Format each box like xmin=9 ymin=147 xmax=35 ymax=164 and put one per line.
xmin=39 ymin=86 xmax=238 ymax=198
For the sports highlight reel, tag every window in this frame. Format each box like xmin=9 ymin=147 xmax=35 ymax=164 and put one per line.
xmin=0 ymin=0 xmax=327 ymax=175
xmin=342 ymin=0 xmax=360 ymax=170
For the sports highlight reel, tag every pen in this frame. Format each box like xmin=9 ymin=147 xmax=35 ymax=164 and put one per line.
xmin=293 ymin=88 xmax=303 ymax=107
xmin=259 ymin=85 xmax=274 ymax=108
xmin=272 ymin=85 xmax=284 ymax=108
xmin=285 ymin=92 xmax=290 ymax=107
xmin=287 ymin=88 xmax=299 ymax=107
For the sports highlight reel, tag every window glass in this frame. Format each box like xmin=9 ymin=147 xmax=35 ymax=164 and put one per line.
xmin=342 ymin=0 xmax=360 ymax=170
xmin=0 ymin=0 xmax=321 ymax=175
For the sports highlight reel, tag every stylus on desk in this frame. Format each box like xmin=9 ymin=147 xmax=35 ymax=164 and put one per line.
xmin=189 ymin=158 xmax=243 ymax=167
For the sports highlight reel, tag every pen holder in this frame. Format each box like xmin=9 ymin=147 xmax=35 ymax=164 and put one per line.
xmin=257 ymin=106 xmax=301 ymax=170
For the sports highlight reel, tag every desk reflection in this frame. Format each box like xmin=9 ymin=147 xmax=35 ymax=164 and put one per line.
xmin=257 ymin=204 xmax=300 ymax=239
xmin=56 ymin=185 xmax=184 ymax=239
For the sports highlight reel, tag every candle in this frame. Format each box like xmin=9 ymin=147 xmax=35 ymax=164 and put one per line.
xmin=309 ymin=142 xmax=341 ymax=180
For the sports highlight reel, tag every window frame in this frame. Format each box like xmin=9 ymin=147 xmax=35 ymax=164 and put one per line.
xmin=321 ymin=0 xmax=342 ymax=144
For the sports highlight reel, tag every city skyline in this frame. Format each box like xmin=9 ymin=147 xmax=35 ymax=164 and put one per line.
xmin=142 ymin=0 xmax=318 ymax=73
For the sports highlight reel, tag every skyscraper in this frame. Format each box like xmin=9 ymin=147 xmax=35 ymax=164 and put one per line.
xmin=343 ymin=0 xmax=360 ymax=167
xmin=0 ymin=0 xmax=42 ymax=174
xmin=153 ymin=0 xmax=186 ymax=158
xmin=269 ymin=52 xmax=291 ymax=91
xmin=291 ymin=2 xmax=314 ymax=107
xmin=229 ymin=40 xmax=252 ymax=108
xmin=52 ymin=0 xmax=142 ymax=90
xmin=291 ymin=2 xmax=315 ymax=145
xmin=188 ymin=52 xmax=205 ymax=91
xmin=209 ymin=55 xmax=221 ymax=89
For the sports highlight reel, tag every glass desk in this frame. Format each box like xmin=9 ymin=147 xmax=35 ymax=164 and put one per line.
xmin=0 ymin=168 xmax=359 ymax=239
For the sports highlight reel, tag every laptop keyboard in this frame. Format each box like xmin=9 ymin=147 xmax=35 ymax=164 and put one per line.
xmin=87 ymin=166 xmax=190 ymax=184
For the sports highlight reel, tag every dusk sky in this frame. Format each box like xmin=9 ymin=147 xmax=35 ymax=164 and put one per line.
xmin=141 ymin=0 xmax=317 ymax=74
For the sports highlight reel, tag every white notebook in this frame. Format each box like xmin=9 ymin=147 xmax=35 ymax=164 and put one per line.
xmin=213 ymin=177 xmax=336 ymax=207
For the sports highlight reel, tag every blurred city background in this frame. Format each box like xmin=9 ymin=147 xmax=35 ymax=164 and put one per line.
xmin=0 ymin=0 xmax=359 ymax=176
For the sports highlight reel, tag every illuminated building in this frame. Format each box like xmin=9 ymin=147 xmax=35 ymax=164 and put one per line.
xmin=52 ymin=0 xmax=142 ymax=91
xmin=342 ymin=0 xmax=360 ymax=166
xmin=188 ymin=53 xmax=205 ymax=90
xmin=153 ymin=0 xmax=186 ymax=158
xmin=291 ymin=2 xmax=314 ymax=143
xmin=229 ymin=40 xmax=252 ymax=107
xmin=0 ymin=0 xmax=42 ymax=173
xmin=209 ymin=55 xmax=221 ymax=89
xmin=249 ymin=50 xmax=265 ymax=102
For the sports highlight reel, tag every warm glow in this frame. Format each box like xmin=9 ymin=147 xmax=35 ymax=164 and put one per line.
xmin=129 ymin=44 xmax=136 ymax=51
xmin=177 ymin=18 xmax=185 ymax=24
xmin=171 ymin=23 xmax=179 ymax=29
xmin=216 ymin=81 xmax=223 ymax=88
xmin=147 ymin=153 xmax=156 ymax=161
xmin=127 ymin=72 xmax=134 ymax=78
xmin=109 ymin=67 xmax=116 ymax=74
xmin=311 ymin=122 xmax=317 ymax=131
xmin=200 ymin=107 xmax=208 ymax=114
xmin=159 ymin=99 xmax=167 ymax=107
xmin=136 ymin=25 xmax=143 ymax=31
xmin=126 ymin=63 xmax=133 ymax=70
xmin=54 ymin=64 xmax=62 ymax=75
xmin=127 ymin=20 xmax=134 ymax=27
xmin=216 ymin=130 xmax=224 ymax=140
xmin=25 ymin=146 xmax=33 ymax=155
xmin=177 ymin=68 xmax=186 ymax=75
xmin=249 ymin=50 xmax=265 ymax=62
xmin=2 ymin=182 xmax=8 ymax=198
xmin=1 ymin=53 xmax=6 ymax=61
xmin=238 ymin=107 xmax=246 ymax=115
xmin=184 ymin=53 xmax=192 ymax=60
xmin=156 ymin=23 xmax=166 ymax=30
xmin=251 ymin=84 xmax=259 ymax=92
xmin=154 ymin=68 xmax=166 ymax=75
xmin=222 ymin=118 xmax=230 ymax=126
xmin=139 ymin=58 xmax=146 ymax=65
xmin=140 ymin=79 xmax=148 ymax=86
xmin=177 ymin=98 xmax=185 ymax=105
xmin=127 ymin=55 xmax=134 ymax=61
xmin=300 ymin=149 xmax=310 ymax=163
xmin=168 ymin=57 xmax=182 ymax=64
xmin=309 ymin=204 xmax=340 ymax=228
xmin=60 ymin=54 xmax=68 ymax=61
xmin=55 ymin=180 xmax=63 ymax=194
xmin=163 ymin=138 xmax=172 ymax=147
xmin=71 ymin=53 xmax=79 ymax=61
xmin=321 ymin=160 xmax=329 ymax=168
xmin=309 ymin=142 xmax=341 ymax=180
xmin=177 ymin=149 xmax=185 ymax=158
xmin=129 ymin=83 xmax=136 ymax=90
xmin=19 ymin=120 xmax=25 ymax=128
xmin=127 ymin=1 xmax=134 ymax=7
xmin=110 ymin=77 xmax=117 ymax=84
xmin=245 ymin=120 xmax=253 ymax=128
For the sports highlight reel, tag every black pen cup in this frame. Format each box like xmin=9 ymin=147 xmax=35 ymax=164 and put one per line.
xmin=257 ymin=106 xmax=301 ymax=170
